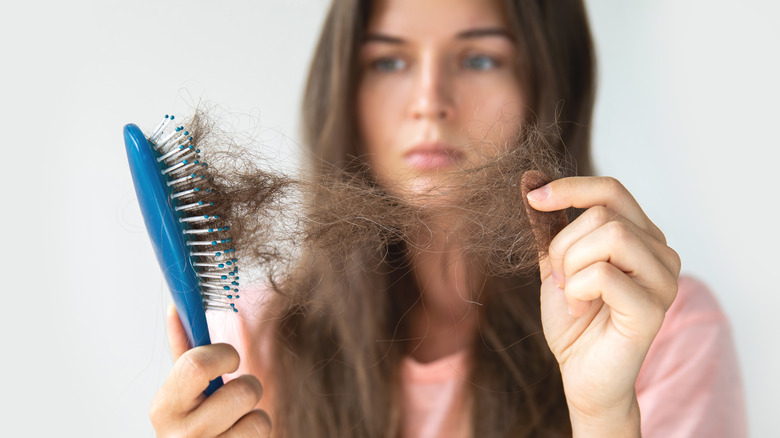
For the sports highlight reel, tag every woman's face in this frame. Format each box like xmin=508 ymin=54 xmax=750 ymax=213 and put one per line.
xmin=357 ymin=0 xmax=524 ymax=201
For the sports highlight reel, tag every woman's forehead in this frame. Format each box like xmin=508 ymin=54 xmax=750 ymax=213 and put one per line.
xmin=365 ymin=0 xmax=509 ymax=40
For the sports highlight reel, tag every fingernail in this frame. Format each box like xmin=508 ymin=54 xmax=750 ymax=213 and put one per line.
xmin=527 ymin=184 xmax=550 ymax=202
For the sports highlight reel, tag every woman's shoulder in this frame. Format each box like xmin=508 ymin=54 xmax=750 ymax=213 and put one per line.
xmin=641 ymin=274 xmax=734 ymax=371
xmin=636 ymin=274 xmax=748 ymax=437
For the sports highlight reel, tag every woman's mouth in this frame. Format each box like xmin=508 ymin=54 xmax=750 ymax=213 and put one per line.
xmin=403 ymin=143 xmax=463 ymax=170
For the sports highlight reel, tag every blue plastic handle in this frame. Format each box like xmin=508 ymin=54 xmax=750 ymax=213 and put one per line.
xmin=124 ymin=123 xmax=223 ymax=395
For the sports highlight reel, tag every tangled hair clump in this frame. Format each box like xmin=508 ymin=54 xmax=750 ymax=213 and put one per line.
xmin=190 ymin=110 xmax=573 ymax=288
xmin=194 ymin=111 xmax=579 ymax=289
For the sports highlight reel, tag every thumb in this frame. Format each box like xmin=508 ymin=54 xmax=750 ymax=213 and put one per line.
xmin=521 ymin=171 xmax=568 ymax=281
xmin=166 ymin=303 xmax=190 ymax=362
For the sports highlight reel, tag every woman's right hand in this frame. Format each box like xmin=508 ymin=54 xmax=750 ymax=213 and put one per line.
xmin=150 ymin=304 xmax=272 ymax=437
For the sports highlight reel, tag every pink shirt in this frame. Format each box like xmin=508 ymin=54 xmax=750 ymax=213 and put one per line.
xmin=208 ymin=275 xmax=748 ymax=437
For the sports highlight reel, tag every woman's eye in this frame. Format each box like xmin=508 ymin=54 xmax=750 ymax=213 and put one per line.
xmin=463 ymin=54 xmax=499 ymax=71
xmin=372 ymin=57 xmax=407 ymax=73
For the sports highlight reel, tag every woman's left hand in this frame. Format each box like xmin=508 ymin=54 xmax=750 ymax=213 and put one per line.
xmin=525 ymin=176 xmax=681 ymax=437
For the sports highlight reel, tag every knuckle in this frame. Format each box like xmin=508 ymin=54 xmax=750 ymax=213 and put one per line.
xmin=233 ymin=376 xmax=263 ymax=407
xmin=177 ymin=350 xmax=210 ymax=382
xmin=661 ymin=275 xmax=679 ymax=310
xmin=148 ymin=396 xmax=183 ymax=437
xmin=548 ymin=238 xmax=564 ymax=260
xmin=242 ymin=410 xmax=273 ymax=437
xmin=605 ymin=220 xmax=631 ymax=243
xmin=148 ymin=395 xmax=164 ymax=427
xmin=149 ymin=385 xmax=180 ymax=429
xmin=593 ymin=261 xmax=614 ymax=281
xmin=603 ymin=176 xmax=625 ymax=195
xmin=668 ymin=247 xmax=682 ymax=275
xmin=652 ymin=225 xmax=668 ymax=245
xmin=586 ymin=205 xmax=612 ymax=228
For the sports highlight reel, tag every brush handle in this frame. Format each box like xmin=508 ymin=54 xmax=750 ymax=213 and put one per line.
xmin=124 ymin=123 xmax=223 ymax=395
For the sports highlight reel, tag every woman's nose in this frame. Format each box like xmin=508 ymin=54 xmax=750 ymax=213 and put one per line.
xmin=409 ymin=55 xmax=454 ymax=121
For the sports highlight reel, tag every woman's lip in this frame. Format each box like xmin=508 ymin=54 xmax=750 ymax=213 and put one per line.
xmin=403 ymin=143 xmax=463 ymax=170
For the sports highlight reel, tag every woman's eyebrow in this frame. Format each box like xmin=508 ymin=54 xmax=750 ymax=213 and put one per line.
xmin=363 ymin=27 xmax=513 ymax=45
xmin=456 ymin=27 xmax=514 ymax=41
xmin=363 ymin=33 xmax=406 ymax=45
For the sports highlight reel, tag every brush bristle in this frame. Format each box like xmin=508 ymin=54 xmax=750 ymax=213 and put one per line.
xmin=148 ymin=115 xmax=239 ymax=313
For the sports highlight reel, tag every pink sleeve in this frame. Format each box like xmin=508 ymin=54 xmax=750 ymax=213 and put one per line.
xmin=636 ymin=276 xmax=748 ymax=437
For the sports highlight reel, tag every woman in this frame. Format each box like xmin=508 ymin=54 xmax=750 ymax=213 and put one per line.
xmin=150 ymin=0 xmax=746 ymax=436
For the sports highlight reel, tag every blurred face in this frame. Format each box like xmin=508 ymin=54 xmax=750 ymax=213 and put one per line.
xmin=357 ymin=0 xmax=524 ymax=202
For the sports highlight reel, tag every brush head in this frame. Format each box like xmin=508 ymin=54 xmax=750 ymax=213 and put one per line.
xmin=125 ymin=115 xmax=240 ymax=345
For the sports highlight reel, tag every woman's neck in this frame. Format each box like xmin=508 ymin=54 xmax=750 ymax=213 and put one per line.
xmin=406 ymin=235 xmax=484 ymax=363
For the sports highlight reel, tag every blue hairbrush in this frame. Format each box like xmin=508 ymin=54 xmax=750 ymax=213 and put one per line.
xmin=124 ymin=115 xmax=239 ymax=396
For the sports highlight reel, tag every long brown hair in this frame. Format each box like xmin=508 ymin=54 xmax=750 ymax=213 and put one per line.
xmin=266 ymin=1 xmax=596 ymax=436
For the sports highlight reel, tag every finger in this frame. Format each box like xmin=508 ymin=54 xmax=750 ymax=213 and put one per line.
xmin=565 ymin=262 xmax=667 ymax=337
xmin=562 ymin=219 xmax=680 ymax=309
xmin=219 ymin=409 xmax=273 ymax=438
xmin=526 ymin=176 xmax=665 ymax=243
xmin=166 ymin=303 xmax=190 ymax=362
xmin=161 ymin=343 xmax=241 ymax=414
xmin=548 ymin=207 xmax=680 ymax=292
xmin=188 ymin=374 xmax=265 ymax=437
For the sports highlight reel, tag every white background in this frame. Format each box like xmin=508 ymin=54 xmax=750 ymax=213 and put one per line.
xmin=1 ymin=1 xmax=777 ymax=436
